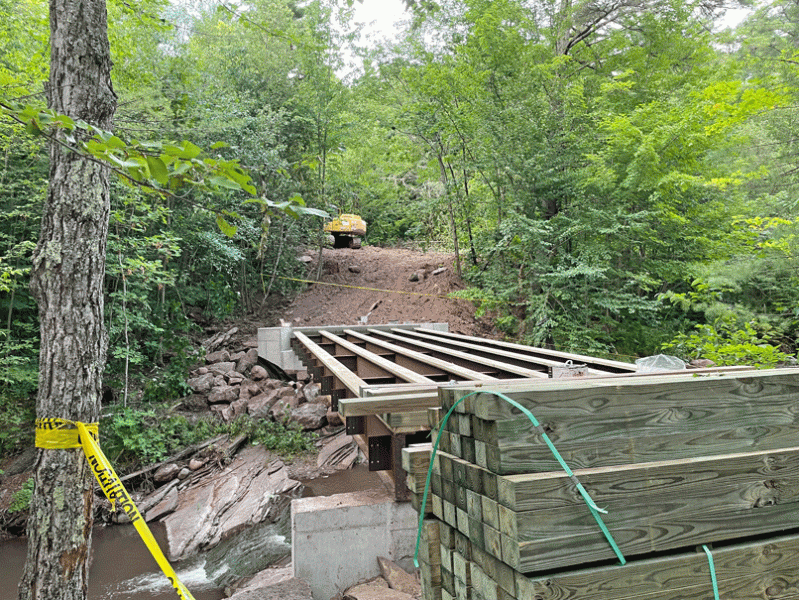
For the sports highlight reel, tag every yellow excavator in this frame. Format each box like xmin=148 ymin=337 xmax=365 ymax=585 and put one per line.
xmin=323 ymin=214 xmax=367 ymax=249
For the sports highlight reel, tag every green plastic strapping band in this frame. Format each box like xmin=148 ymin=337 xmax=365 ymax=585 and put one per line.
xmin=413 ymin=389 xmax=626 ymax=568
xmin=702 ymin=545 xmax=720 ymax=600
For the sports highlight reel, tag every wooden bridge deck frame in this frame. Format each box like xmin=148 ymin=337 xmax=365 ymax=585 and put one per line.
xmin=258 ymin=323 xmax=749 ymax=501
xmin=260 ymin=323 xmax=636 ymax=498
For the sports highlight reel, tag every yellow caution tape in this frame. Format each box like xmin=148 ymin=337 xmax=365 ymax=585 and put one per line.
xmin=35 ymin=419 xmax=196 ymax=600
xmin=35 ymin=418 xmax=98 ymax=449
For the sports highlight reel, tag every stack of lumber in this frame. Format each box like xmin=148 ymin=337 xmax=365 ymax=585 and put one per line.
xmin=403 ymin=368 xmax=799 ymax=600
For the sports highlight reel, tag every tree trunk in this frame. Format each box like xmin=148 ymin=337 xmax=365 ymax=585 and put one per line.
xmin=19 ymin=1 xmax=116 ymax=599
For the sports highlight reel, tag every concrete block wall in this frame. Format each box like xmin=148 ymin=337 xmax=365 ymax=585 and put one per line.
xmin=291 ymin=490 xmax=419 ymax=600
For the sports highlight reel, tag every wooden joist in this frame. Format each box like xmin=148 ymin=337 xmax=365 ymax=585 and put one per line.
xmin=367 ymin=328 xmax=549 ymax=379
xmin=413 ymin=328 xmax=638 ymax=373
xmin=293 ymin=330 xmax=366 ymax=398
xmin=396 ymin=327 xmax=611 ymax=377
xmin=339 ymin=392 xmax=440 ymax=417
xmin=319 ymin=330 xmax=434 ymax=385
xmin=343 ymin=328 xmax=499 ymax=382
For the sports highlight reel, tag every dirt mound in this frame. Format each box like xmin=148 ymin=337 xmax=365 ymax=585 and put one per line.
xmin=286 ymin=247 xmax=497 ymax=338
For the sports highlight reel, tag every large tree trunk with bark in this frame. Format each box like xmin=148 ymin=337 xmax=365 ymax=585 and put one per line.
xmin=19 ymin=0 xmax=116 ymax=599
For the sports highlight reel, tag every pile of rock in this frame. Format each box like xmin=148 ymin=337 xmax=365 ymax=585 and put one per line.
xmin=185 ymin=332 xmax=340 ymax=432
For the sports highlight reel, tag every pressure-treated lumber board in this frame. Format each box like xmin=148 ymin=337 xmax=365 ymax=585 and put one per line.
xmin=496 ymin=444 xmax=799 ymax=572
xmin=414 ymin=328 xmax=638 ymax=373
xmin=293 ymin=331 xmax=366 ymax=397
xmin=368 ymin=328 xmax=548 ymax=379
xmin=378 ymin=410 xmax=430 ymax=431
xmin=319 ymin=330 xmax=434 ymax=384
xmin=394 ymin=328 xmax=558 ymax=377
xmin=448 ymin=370 xmax=799 ymax=473
xmin=426 ymin=446 xmax=799 ymax=574
xmin=338 ymin=392 xmax=440 ymax=417
xmin=345 ymin=328 xmax=499 ymax=382
xmin=517 ymin=530 xmax=799 ymax=600
xmin=459 ymin=369 xmax=799 ymax=421
xmin=496 ymin=445 xmax=799 ymax=512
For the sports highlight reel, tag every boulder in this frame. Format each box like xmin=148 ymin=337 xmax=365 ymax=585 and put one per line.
xmin=316 ymin=430 xmax=358 ymax=470
xmin=189 ymin=458 xmax=205 ymax=471
xmin=290 ymin=403 xmax=328 ymax=430
xmin=178 ymin=467 xmax=191 ymax=480
xmin=203 ymin=327 xmax=238 ymax=352
xmin=378 ymin=557 xmax=421 ymax=597
xmin=326 ymin=409 xmax=343 ymax=428
xmin=210 ymin=403 xmax=235 ymax=423
xmin=163 ymin=448 xmax=301 ymax=561
xmin=206 ymin=349 xmax=231 ymax=364
xmin=181 ymin=394 xmax=208 ymax=412
xmin=262 ymin=378 xmax=281 ymax=390
xmin=236 ymin=348 xmax=259 ymax=374
xmin=344 ymin=578 xmax=416 ymax=600
xmin=302 ymin=382 xmax=321 ymax=404
xmin=231 ymin=398 xmax=249 ymax=418
xmin=270 ymin=396 xmax=299 ymax=422
xmin=213 ymin=374 xmax=226 ymax=387
xmin=228 ymin=375 xmax=244 ymax=386
xmin=228 ymin=575 xmax=312 ymax=600
xmin=208 ymin=361 xmax=237 ymax=376
xmin=248 ymin=389 xmax=281 ymax=419
xmin=187 ymin=372 xmax=214 ymax=394
xmin=239 ymin=380 xmax=262 ymax=401
xmin=196 ymin=366 xmax=209 ymax=375
xmin=251 ymin=365 xmax=268 ymax=381
xmin=230 ymin=351 xmax=246 ymax=362
xmin=208 ymin=385 xmax=239 ymax=404
xmin=146 ymin=486 xmax=180 ymax=522
xmin=153 ymin=463 xmax=180 ymax=484
xmin=278 ymin=386 xmax=296 ymax=399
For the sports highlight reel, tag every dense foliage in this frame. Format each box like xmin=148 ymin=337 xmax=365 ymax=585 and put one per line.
xmin=1 ymin=0 xmax=798 ymax=460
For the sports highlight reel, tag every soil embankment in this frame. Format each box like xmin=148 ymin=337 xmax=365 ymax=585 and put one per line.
xmin=287 ymin=246 xmax=496 ymax=337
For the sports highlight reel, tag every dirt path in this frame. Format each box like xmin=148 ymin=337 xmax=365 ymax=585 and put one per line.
xmin=285 ymin=246 xmax=498 ymax=338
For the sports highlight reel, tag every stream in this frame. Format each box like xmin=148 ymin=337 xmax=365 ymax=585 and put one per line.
xmin=0 ymin=464 xmax=384 ymax=599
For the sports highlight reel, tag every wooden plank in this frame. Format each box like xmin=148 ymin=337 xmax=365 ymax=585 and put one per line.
xmin=518 ymin=530 xmax=799 ymax=600
xmin=369 ymin=328 xmax=548 ymax=379
xmin=379 ymin=410 xmax=430 ymax=431
xmin=293 ymin=331 xmax=366 ymax=397
xmin=338 ymin=393 xmax=439 ymax=417
xmin=414 ymin=327 xmax=638 ymax=372
xmin=345 ymin=327 xmax=500 ymax=381
xmin=464 ymin=369 xmax=799 ymax=421
xmin=392 ymin=329 xmax=608 ymax=377
xmin=496 ymin=445 xmax=799 ymax=512
xmin=497 ymin=448 xmax=799 ymax=572
xmin=459 ymin=370 xmax=799 ymax=473
xmin=320 ymin=329 xmax=434 ymax=385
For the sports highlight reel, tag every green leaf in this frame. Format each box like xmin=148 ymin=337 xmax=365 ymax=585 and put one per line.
xmin=147 ymin=156 xmax=169 ymax=186
xmin=209 ymin=175 xmax=241 ymax=190
xmin=216 ymin=214 xmax=237 ymax=237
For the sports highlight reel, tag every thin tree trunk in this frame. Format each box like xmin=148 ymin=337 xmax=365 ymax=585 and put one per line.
xmin=20 ymin=0 xmax=116 ymax=599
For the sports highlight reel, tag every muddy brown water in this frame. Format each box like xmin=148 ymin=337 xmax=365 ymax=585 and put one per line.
xmin=0 ymin=464 xmax=385 ymax=599
xmin=1 ymin=522 xmax=226 ymax=600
